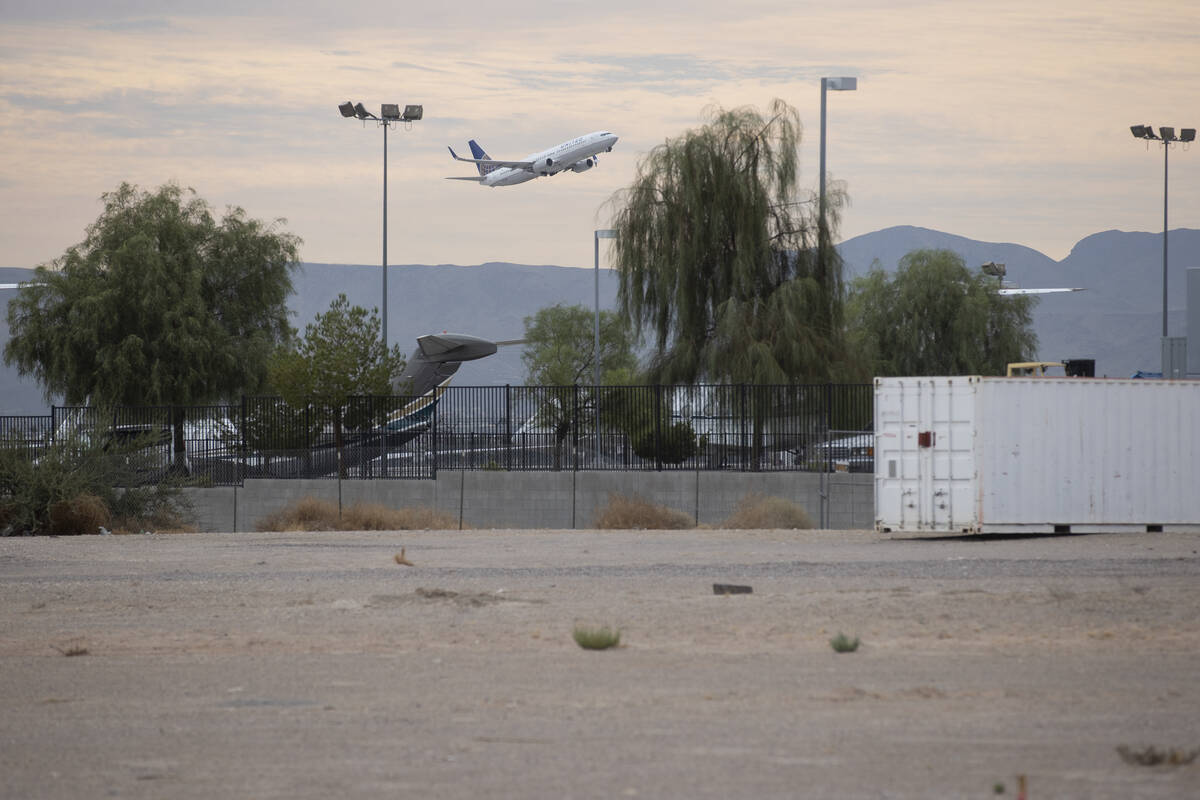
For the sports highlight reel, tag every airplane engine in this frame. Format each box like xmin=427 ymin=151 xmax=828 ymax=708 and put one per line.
xmin=536 ymin=156 xmax=555 ymax=175
xmin=570 ymin=158 xmax=595 ymax=173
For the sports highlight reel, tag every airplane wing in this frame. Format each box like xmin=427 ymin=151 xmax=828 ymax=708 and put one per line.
xmin=445 ymin=176 xmax=485 ymax=182
xmin=447 ymin=146 xmax=534 ymax=171
xmin=0 ymin=283 xmax=21 ymax=290
xmin=998 ymin=287 xmax=1086 ymax=295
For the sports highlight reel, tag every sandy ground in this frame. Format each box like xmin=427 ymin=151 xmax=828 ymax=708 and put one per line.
xmin=1 ymin=527 xmax=1199 ymax=799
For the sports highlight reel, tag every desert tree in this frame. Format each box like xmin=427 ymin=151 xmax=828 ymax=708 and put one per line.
xmin=268 ymin=294 xmax=406 ymax=477
xmin=520 ymin=303 xmax=637 ymax=468
xmin=5 ymin=182 xmax=301 ymax=472
xmin=846 ymin=248 xmax=1038 ymax=376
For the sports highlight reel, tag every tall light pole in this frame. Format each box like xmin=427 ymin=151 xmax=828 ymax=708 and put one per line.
xmin=593 ymin=229 xmax=618 ymax=391
xmin=819 ymin=77 xmax=857 ymax=230
xmin=339 ymin=100 xmax=424 ymax=348
xmin=1130 ymin=124 xmax=1195 ymax=339
xmin=594 ymin=229 xmax=617 ymax=466
xmin=819 ymin=77 xmax=856 ymax=281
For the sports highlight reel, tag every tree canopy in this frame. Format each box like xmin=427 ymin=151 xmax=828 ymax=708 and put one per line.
xmin=4 ymin=182 xmax=301 ymax=406
xmin=269 ymin=293 xmax=407 ymax=404
xmin=268 ymin=294 xmax=407 ymax=476
xmin=607 ymin=98 xmax=849 ymax=385
xmin=520 ymin=303 xmax=637 ymax=387
xmin=846 ymin=248 xmax=1038 ymax=376
xmin=519 ymin=303 xmax=638 ymax=469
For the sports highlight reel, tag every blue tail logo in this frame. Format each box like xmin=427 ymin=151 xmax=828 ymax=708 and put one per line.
xmin=468 ymin=140 xmax=499 ymax=177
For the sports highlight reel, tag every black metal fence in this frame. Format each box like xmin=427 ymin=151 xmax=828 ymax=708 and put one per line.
xmin=2 ymin=384 xmax=872 ymax=485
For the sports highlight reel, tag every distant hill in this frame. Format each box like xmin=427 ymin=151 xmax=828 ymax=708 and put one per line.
xmin=3 ymin=228 xmax=1198 ymax=414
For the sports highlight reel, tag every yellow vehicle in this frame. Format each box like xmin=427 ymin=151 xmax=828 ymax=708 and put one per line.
xmin=1006 ymin=359 xmax=1095 ymax=377
xmin=1006 ymin=361 xmax=1065 ymax=377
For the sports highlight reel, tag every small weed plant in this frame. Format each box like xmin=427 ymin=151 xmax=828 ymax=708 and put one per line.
xmin=1116 ymin=745 xmax=1199 ymax=767
xmin=573 ymin=625 xmax=621 ymax=650
xmin=830 ymin=632 xmax=861 ymax=653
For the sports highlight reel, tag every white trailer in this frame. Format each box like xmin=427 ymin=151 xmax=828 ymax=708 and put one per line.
xmin=873 ymin=376 xmax=1200 ymax=534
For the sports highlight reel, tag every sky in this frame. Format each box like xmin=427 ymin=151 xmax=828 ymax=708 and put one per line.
xmin=1 ymin=0 xmax=1198 ymax=272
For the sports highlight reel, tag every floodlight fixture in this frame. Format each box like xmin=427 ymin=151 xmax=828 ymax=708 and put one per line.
xmin=825 ymin=76 xmax=857 ymax=91
xmin=1127 ymin=120 xmax=1196 ymax=342
xmin=981 ymin=261 xmax=1006 ymax=278
xmin=336 ymin=98 xmax=425 ymax=349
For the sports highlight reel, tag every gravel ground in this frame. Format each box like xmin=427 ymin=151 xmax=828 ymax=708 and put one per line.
xmin=2 ymin=527 xmax=1199 ymax=799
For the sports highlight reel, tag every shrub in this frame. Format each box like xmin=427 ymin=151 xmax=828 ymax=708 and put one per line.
xmin=631 ymin=420 xmax=697 ymax=465
xmin=0 ymin=429 xmax=187 ymax=536
xmin=830 ymin=632 xmax=861 ymax=653
xmin=722 ymin=493 xmax=814 ymax=529
xmin=342 ymin=503 xmax=460 ymax=531
xmin=593 ymin=493 xmax=694 ymax=530
xmin=573 ymin=625 xmax=621 ymax=650
xmin=255 ymin=496 xmax=461 ymax=531
xmin=47 ymin=493 xmax=112 ymax=535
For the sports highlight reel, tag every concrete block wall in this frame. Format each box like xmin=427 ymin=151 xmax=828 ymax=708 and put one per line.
xmin=183 ymin=471 xmax=875 ymax=532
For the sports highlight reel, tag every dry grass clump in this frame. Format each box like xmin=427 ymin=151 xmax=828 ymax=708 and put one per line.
xmin=593 ymin=493 xmax=694 ymax=530
xmin=255 ymin=496 xmax=461 ymax=531
xmin=343 ymin=503 xmax=459 ymax=530
xmin=722 ymin=492 xmax=814 ymax=529
xmin=47 ymin=493 xmax=112 ymax=535
xmin=256 ymin=496 xmax=337 ymax=531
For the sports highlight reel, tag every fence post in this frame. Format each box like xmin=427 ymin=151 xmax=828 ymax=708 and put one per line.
xmin=240 ymin=395 xmax=247 ymax=483
xmin=572 ymin=383 xmax=580 ymax=472
xmin=740 ymin=384 xmax=747 ymax=471
xmin=504 ymin=384 xmax=512 ymax=471
xmin=654 ymin=384 xmax=663 ymax=472
xmin=431 ymin=388 xmax=439 ymax=479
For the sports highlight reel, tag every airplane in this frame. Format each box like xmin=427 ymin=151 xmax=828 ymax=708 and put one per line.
xmin=446 ymin=130 xmax=619 ymax=187
xmin=981 ymin=262 xmax=1085 ymax=296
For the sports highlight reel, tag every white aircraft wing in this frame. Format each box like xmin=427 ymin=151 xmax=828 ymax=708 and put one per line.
xmin=998 ymin=287 xmax=1086 ymax=295
xmin=444 ymin=176 xmax=485 ymax=182
xmin=446 ymin=148 xmax=534 ymax=171
xmin=0 ymin=283 xmax=23 ymax=290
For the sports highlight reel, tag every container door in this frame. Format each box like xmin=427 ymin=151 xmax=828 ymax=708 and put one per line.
xmin=875 ymin=377 xmax=978 ymax=532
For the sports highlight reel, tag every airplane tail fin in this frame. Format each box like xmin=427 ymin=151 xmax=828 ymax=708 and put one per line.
xmin=468 ymin=140 xmax=494 ymax=176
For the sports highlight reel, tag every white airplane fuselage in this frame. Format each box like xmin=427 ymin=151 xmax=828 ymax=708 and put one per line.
xmin=448 ymin=130 xmax=618 ymax=187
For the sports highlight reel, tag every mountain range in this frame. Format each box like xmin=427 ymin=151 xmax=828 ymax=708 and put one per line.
xmin=3 ymin=225 xmax=1198 ymax=415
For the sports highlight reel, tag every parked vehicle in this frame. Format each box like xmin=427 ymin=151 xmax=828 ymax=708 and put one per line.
xmin=815 ymin=431 xmax=874 ymax=473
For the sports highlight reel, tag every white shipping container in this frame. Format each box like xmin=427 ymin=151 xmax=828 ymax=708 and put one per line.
xmin=874 ymin=376 xmax=1200 ymax=534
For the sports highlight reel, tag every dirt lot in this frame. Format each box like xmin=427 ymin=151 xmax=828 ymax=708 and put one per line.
xmin=2 ymin=527 xmax=1198 ymax=799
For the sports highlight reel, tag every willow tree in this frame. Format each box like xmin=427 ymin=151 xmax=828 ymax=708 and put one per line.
xmin=847 ymin=249 xmax=1038 ymax=376
xmin=608 ymin=98 xmax=849 ymax=386
xmin=5 ymin=182 xmax=301 ymax=471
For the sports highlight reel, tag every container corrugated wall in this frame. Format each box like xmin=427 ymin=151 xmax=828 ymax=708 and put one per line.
xmin=875 ymin=377 xmax=1200 ymax=534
